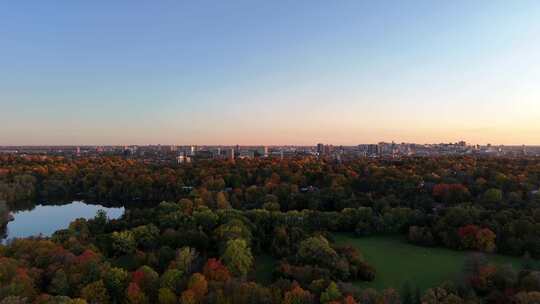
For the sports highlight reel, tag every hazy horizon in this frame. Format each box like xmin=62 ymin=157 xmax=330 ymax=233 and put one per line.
xmin=2 ymin=1 xmax=540 ymax=146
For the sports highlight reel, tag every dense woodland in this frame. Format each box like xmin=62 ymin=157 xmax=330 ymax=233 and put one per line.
xmin=1 ymin=155 xmax=540 ymax=303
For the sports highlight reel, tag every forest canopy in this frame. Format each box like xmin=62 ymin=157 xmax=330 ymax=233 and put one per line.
xmin=1 ymin=155 xmax=540 ymax=303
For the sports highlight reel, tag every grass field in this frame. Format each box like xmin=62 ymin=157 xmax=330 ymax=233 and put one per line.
xmin=254 ymin=254 xmax=277 ymax=284
xmin=333 ymin=234 xmax=533 ymax=292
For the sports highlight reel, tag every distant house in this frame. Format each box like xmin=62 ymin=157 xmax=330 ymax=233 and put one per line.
xmin=300 ymin=186 xmax=319 ymax=193
xmin=432 ymin=203 xmax=445 ymax=214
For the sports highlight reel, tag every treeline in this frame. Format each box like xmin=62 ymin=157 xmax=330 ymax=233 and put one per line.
xmin=1 ymin=155 xmax=540 ymax=209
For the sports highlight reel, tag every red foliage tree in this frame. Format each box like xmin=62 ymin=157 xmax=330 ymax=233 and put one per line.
xmin=202 ymin=258 xmax=231 ymax=282
xmin=458 ymin=224 xmax=480 ymax=250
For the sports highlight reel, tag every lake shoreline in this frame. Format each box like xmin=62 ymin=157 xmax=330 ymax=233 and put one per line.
xmin=1 ymin=201 xmax=124 ymax=243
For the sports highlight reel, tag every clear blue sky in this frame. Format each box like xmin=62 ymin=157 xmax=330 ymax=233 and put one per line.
xmin=2 ymin=1 xmax=540 ymax=145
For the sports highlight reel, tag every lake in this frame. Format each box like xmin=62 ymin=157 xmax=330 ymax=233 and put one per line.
xmin=1 ymin=201 xmax=124 ymax=242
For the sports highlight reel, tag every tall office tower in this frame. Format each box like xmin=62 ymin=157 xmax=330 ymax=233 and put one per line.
xmin=316 ymin=143 xmax=324 ymax=156
xmin=226 ymin=148 xmax=235 ymax=162
xmin=367 ymin=144 xmax=379 ymax=156
xmin=323 ymin=144 xmax=333 ymax=156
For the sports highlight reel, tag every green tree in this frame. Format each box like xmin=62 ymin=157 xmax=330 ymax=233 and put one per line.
xmin=48 ymin=270 xmax=70 ymax=296
xmin=483 ymin=188 xmax=503 ymax=205
xmin=111 ymin=231 xmax=136 ymax=256
xmin=172 ymin=247 xmax=198 ymax=274
xmin=297 ymin=236 xmax=339 ymax=269
xmin=221 ymin=239 xmax=254 ymax=277
xmin=89 ymin=209 xmax=108 ymax=234
xmin=320 ymin=282 xmax=342 ymax=303
xmin=193 ymin=207 xmax=218 ymax=231
xmin=132 ymin=224 xmax=159 ymax=249
xmin=103 ymin=267 xmax=129 ymax=303
xmin=158 ymin=288 xmax=177 ymax=304
xmin=214 ymin=219 xmax=253 ymax=244
xmin=160 ymin=269 xmax=183 ymax=293
xmin=81 ymin=280 xmax=110 ymax=304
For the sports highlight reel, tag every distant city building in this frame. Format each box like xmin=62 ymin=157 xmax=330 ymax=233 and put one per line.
xmin=211 ymin=148 xmax=221 ymax=158
xmin=225 ymin=148 xmax=235 ymax=161
xmin=262 ymin=146 xmax=269 ymax=157
xmin=177 ymin=155 xmax=191 ymax=163
xmin=324 ymin=144 xmax=333 ymax=156
xmin=194 ymin=150 xmax=213 ymax=159
xmin=316 ymin=143 xmax=324 ymax=156
xmin=358 ymin=144 xmax=378 ymax=156
xmin=238 ymin=149 xmax=255 ymax=159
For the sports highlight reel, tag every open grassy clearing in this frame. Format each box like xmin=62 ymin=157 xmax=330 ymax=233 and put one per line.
xmin=333 ymin=234 xmax=534 ymax=292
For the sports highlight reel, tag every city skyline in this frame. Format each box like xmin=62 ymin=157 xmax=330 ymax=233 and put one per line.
xmin=1 ymin=142 xmax=540 ymax=147
xmin=2 ymin=1 xmax=540 ymax=145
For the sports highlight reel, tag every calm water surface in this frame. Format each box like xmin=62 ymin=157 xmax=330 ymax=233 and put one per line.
xmin=2 ymin=201 xmax=124 ymax=241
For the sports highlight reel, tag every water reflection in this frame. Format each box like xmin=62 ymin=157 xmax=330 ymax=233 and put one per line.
xmin=1 ymin=201 xmax=124 ymax=242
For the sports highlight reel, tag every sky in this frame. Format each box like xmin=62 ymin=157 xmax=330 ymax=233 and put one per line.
xmin=1 ymin=1 xmax=540 ymax=146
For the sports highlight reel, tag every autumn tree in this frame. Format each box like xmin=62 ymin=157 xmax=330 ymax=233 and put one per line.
xmin=216 ymin=192 xmax=231 ymax=209
xmin=132 ymin=266 xmax=159 ymax=299
xmin=160 ymin=269 xmax=184 ymax=294
xmin=320 ymin=282 xmax=342 ymax=303
xmin=171 ymin=247 xmax=198 ymax=274
xmin=297 ymin=236 xmax=339 ymax=269
xmin=158 ymin=288 xmax=177 ymax=304
xmin=283 ymin=282 xmax=314 ymax=304
xmin=111 ymin=231 xmax=136 ymax=256
xmin=104 ymin=267 xmax=129 ymax=303
xmin=202 ymin=258 xmax=231 ymax=282
xmin=126 ymin=282 xmax=147 ymax=304
xmin=222 ymin=239 xmax=254 ymax=277
xmin=186 ymin=273 xmax=208 ymax=301
xmin=179 ymin=289 xmax=196 ymax=304
xmin=81 ymin=280 xmax=110 ymax=304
